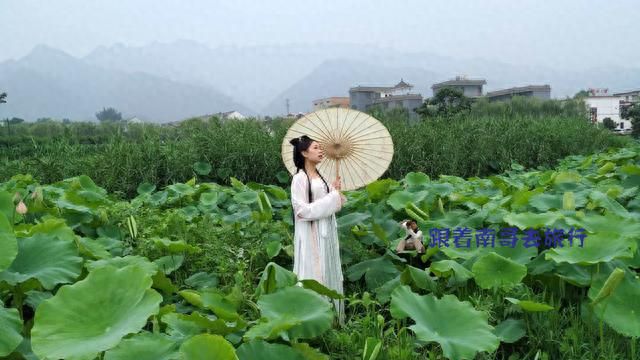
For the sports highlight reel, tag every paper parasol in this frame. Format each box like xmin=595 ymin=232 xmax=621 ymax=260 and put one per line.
xmin=281 ymin=108 xmax=393 ymax=191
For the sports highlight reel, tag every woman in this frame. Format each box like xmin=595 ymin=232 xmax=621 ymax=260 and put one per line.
xmin=289 ymin=135 xmax=347 ymax=326
xmin=395 ymin=219 xmax=425 ymax=253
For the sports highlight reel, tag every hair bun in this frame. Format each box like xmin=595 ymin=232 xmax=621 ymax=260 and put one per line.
xmin=289 ymin=138 xmax=299 ymax=146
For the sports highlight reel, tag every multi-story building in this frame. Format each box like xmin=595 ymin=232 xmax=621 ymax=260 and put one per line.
xmin=583 ymin=88 xmax=630 ymax=130
xmin=431 ymin=76 xmax=486 ymax=97
xmin=312 ymin=97 xmax=350 ymax=111
xmin=349 ymin=79 xmax=423 ymax=116
xmin=485 ymin=85 xmax=551 ymax=102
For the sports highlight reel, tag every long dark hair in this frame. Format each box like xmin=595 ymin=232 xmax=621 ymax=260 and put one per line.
xmin=289 ymin=135 xmax=330 ymax=226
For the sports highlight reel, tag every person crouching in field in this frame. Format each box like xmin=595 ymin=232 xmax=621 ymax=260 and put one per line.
xmin=395 ymin=219 xmax=425 ymax=253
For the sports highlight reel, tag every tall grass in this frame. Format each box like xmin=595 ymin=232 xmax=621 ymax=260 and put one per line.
xmin=0 ymin=105 xmax=629 ymax=197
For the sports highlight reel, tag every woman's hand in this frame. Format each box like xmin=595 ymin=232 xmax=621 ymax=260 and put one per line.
xmin=332 ymin=176 xmax=342 ymax=191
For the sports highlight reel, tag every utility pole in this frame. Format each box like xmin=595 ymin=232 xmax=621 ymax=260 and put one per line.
xmin=286 ymin=98 xmax=290 ymax=116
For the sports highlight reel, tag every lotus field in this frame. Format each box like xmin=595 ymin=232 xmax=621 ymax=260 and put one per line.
xmin=1 ymin=142 xmax=640 ymax=359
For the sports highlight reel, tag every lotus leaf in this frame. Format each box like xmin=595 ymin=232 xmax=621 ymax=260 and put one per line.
xmin=236 ymin=340 xmax=305 ymax=360
xmin=104 ymin=332 xmax=178 ymax=360
xmin=472 ymin=253 xmax=527 ymax=289
xmin=247 ymin=286 xmax=333 ymax=341
xmin=31 ymin=265 xmax=162 ymax=359
xmin=390 ymin=285 xmax=499 ymax=359
xmin=179 ymin=334 xmax=238 ymax=360
xmin=0 ymin=233 xmax=83 ymax=289
xmin=0 ymin=302 xmax=23 ymax=357
xmin=0 ymin=213 xmax=17 ymax=272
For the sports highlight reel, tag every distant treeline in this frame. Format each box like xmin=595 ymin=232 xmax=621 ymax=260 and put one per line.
xmin=0 ymin=97 xmax=629 ymax=198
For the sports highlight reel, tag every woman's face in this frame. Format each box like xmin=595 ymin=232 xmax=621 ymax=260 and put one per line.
xmin=302 ymin=141 xmax=325 ymax=164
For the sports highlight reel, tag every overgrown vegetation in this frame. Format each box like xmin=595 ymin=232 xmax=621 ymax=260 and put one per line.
xmin=0 ymin=98 xmax=630 ymax=198
xmin=1 ymin=141 xmax=640 ymax=359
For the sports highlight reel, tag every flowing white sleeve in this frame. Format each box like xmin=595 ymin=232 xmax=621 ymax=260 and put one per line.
xmin=291 ymin=175 xmax=342 ymax=222
xmin=328 ymin=181 xmax=347 ymax=206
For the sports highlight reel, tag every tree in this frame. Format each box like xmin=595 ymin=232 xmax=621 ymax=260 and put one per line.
xmin=623 ymin=102 xmax=640 ymax=138
xmin=415 ymin=87 xmax=472 ymax=119
xmin=602 ymin=117 xmax=616 ymax=130
xmin=573 ymin=89 xmax=590 ymax=99
xmin=96 ymin=107 xmax=123 ymax=122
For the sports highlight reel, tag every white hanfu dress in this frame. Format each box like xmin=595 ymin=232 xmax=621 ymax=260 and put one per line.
xmin=290 ymin=171 xmax=347 ymax=325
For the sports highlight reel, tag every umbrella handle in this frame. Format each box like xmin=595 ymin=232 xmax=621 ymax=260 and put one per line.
xmin=336 ymin=159 xmax=340 ymax=186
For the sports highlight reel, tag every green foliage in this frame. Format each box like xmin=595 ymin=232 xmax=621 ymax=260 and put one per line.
xmin=623 ymin=102 xmax=640 ymax=138
xmin=96 ymin=106 xmax=123 ymax=122
xmin=415 ymin=87 xmax=472 ymax=118
xmin=603 ymin=117 xmax=616 ymax=130
xmin=1 ymin=140 xmax=640 ymax=358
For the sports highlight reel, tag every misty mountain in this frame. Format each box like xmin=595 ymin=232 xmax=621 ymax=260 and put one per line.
xmin=0 ymin=45 xmax=253 ymax=122
xmin=82 ymin=40 xmax=640 ymax=115
xmin=3 ymin=42 xmax=639 ymax=119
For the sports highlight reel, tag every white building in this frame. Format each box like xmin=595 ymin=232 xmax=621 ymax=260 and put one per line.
xmin=216 ymin=110 xmax=246 ymax=120
xmin=584 ymin=95 xmax=631 ymax=130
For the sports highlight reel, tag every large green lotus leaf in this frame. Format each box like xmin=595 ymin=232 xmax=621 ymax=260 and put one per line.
xmin=179 ymin=334 xmax=238 ymax=360
xmin=0 ymin=191 xmax=13 ymax=220
xmin=185 ymin=272 xmax=219 ymax=289
xmin=337 ymin=212 xmax=372 ymax=229
xmin=153 ymin=255 xmax=184 ymax=275
xmin=136 ymin=182 xmax=156 ymax=195
xmin=375 ymin=275 xmax=402 ymax=304
xmin=400 ymin=265 xmax=438 ymax=292
xmin=255 ymin=262 xmax=297 ymax=298
xmin=248 ymin=286 xmax=333 ymax=341
xmin=162 ymin=311 xmax=241 ymax=339
xmin=86 ymin=255 xmax=159 ymax=277
xmin=589 ymin=191 xmax=634 ymax=219
xmin=471 ymin=252 xmax=527 ymax=289
xmin=493 ymin=318 xmax=526 ymax=344
xmin=545 ymin=233 xmax=635 ymax=265
xmin=365 ymin=179 xmax=398 ymax=201
xmin=167 ymin=183 xmax=195 ymax=197
xmin=0 ymin=302 xmax=23 ymax=357
xmin=31 ymin=265 xmax=162 ymax=360
xmin=0 ymin=213 xmax=17 ymax=272
xmin=469 ymin=240 xmax=538 ymax=266
xmin=201 ymin=291 xmax=241 ymax=321
xmin=386 ymin=190 xmax=419 ymax=211
xmin=565 ymin=214 xmax=640 ymax=238
xmin=390 ymin=285 xmax=499 ymax=359
xmin=503 ymin=211 xmax=562 ymax=230
xmin=78 ymin=237 xmax=112 ymax=259
xmin=404 ymin=172 xmax=430 ymax=189
xmin=236 ymin=340 xmax=305 ymax=360
xmin=554 ymin=263 xmax=592 ymax=287
xmin=429 ymin=260 xmax=473 ymax=283
xmin=23 ymin=217 xmax=76 ymax=241
xmin=588 ymin=266 xmax=640 ymax=337
xmin=104 ymin=332 xmax=178 ymax=360
xmin=0 ymin=233 xmax=83 ymax=289
xmin=290 ymin=342 xmax=330 ymax=360
xmin=528 ymin=193 xmax=564 ymax=212
xmin=346 ymin=255 xmax=400 ymax=290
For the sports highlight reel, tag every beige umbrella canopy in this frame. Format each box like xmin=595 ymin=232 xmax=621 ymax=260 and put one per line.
xmin=281 ymin=108 xmax=393 ymax=191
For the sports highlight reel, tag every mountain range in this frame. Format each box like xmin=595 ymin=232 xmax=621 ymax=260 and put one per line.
xmin=1 ymin=40 xmax=639 ymax=122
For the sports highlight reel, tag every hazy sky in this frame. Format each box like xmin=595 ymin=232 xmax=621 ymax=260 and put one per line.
xmin=2 ymin=0 xmax=638 ymax=70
